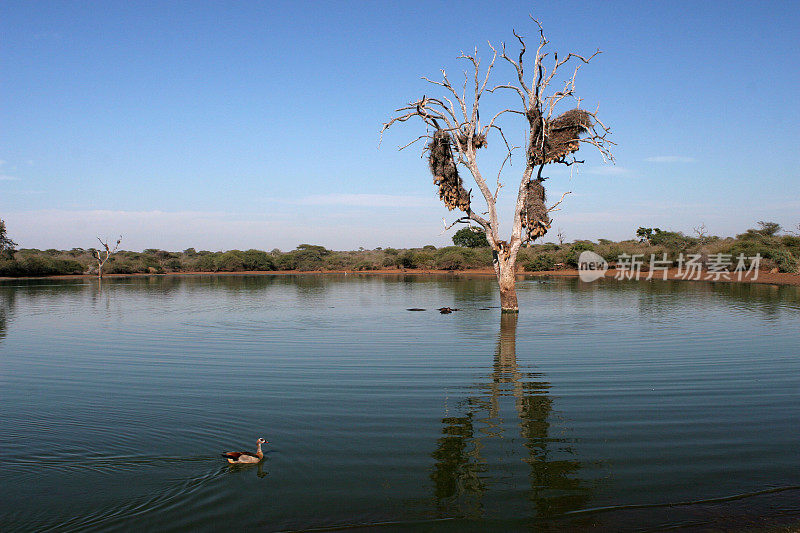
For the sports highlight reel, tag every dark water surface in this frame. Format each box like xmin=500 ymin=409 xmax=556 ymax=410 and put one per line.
xmin=1 ymin=274 xmax=799 ymax=532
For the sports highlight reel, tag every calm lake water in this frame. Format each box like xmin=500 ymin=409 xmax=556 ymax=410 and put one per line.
xmin=1 ymin=274 xmax=799 ymax=532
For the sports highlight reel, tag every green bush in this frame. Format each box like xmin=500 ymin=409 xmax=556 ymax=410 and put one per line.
xmin=600 ymin=246 xmax=625 ymax=263
xmin=9 ymin=255 xmax=85 ymax=276
xmin=780 ymin=236 xmax=800 ymax=253
xmin=649 ymin=230 xmax=696 ymax=249
xmin=195 ymin=251 xmax=236 ymax=272
xmin=240 ymin=249 xmax=275 ymax=271
xmin=353 ymin=260 xmax=377 ymax=271
xmin=412 ymin=251 xmax=436 ymax=269
xmin=0 ymin=259 xmax=21 ymax=276
xmin=435 ymin=250 xmax=466 ymax=270
xmin=293 ymin=244 xmax=330 ymax=271
xmin=433 ymin=247 xmax=484 ymax=270
xmin=215 ymin=251 xmax=246 ymax=271
xmin=196 ymin=254 xmax=219 ymax=272
xmin=766 ymin=249 xmax=798 ymax=273
xmin=566 ymin=242 xmax=595 ymax=267
xmin=275 ymin=252 xmax=297 ymax=271
xmin=106 ymin=261 xmax=140 ymax=274
xmin=725 ymin=240 xmax=771 ymax=261
xmin=166 ymin=259 xmax=183 ymax=271
xmin=398 ymin=250 xmax=417 ymax=268
xmin=1 ymin=223 xmax=797 ymax=277
xmin=143 ymin=255 xmax=161 ymax=269
xmin=523 ymin=253 xmax=557 ymax=271
xmin=452 ymin=227 xmax=490 ymax=248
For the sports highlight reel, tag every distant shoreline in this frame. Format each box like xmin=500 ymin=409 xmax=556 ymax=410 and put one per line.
xmin=2 ymin=268 xmax=799 ymax=286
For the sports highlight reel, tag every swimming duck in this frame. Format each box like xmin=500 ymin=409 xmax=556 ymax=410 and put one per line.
xmin=221 ymin=438 xmax=268 ymax=464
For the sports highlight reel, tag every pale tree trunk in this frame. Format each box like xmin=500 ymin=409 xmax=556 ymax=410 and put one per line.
xmin=493 ymin=245 xmax=520 ymax=313
xmin=498 ymin=260 xmax=518 ymax=312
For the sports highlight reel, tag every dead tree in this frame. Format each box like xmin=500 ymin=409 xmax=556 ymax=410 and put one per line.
xmin=556 ymin=227 xmax=566 ymax=246
xmin=693 ymin=223 xmax=708 ymax=237
xmin=94 ymin=236 xmax=121 ymax=278
xmin=382 ymin=19 xmax=614 ymax=311
xmin=693 ymin=223 xmax=709 ymax=243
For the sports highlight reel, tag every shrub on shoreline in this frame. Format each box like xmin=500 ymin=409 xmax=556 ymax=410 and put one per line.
xmin=1 ymin=223 xmax=796 ymax=277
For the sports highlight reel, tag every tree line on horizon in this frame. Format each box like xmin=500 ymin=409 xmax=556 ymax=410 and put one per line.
xmin=1 ymin=219 xmax=798 ymax=277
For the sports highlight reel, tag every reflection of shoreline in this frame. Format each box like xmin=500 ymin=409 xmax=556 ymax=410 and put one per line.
xmin=430 ymin=313 xmax=591 ymax=520
xmin=2 ymin=268 xmax=799 ymax=286
xmin=0 ymin=287 xmax=14 ymax=342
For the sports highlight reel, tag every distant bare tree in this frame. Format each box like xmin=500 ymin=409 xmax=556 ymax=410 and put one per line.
xmin=382 ymin=18 xmax=614 ymax=312
xmin=94 ymin=236 xmax=121 ymax=279
xmin=556 ymin=227 xmax=566 ymax=245
xmin=693 ymin=223 xmax=709 ymax=243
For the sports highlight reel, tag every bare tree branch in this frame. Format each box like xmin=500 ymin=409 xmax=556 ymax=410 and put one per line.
xmin=547 ymin=191 xmax=572 ymax=213
xmin=440 ymin=216 xmax=472 ymax=234
xmin=397 ymin=134 xmax=431 ymax=151
xmin=494 ymin=149 xmax=515 ymax=202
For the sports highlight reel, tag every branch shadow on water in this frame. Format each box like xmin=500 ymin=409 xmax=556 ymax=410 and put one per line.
xmin=430 ymin=312 xmax=592 ymax=527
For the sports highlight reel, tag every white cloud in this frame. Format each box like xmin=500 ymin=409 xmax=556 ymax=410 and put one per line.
xmin=1 ymin=208 xmax=457 ymax=251
xmin=644 ymin=156 xmax=696 ymax=163
xmin=584 ymin=166 xmax=630 ymax=176
xmin=297 ymin=193 xmax=433 ymax=207
xmin=0 ymin=159 xmax=19 ymax=180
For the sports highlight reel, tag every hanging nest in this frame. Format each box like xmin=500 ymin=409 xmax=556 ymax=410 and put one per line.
xmin=428 ymin=130 xmax=471 ymax=212
xmin=455 ymin=132 xmax=487 ymax=150
xmin=527 ymin=108 xmax=593 ymax=165
xmin=521 ymin=179 xmax=551 ymax=241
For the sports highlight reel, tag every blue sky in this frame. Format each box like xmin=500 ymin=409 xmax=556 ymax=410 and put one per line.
xmin=2 ymin=0 xmax=798 ymax=251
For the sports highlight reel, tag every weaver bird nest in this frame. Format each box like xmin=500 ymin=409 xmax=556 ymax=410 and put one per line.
xmin=428 ymin=130 xmax=471 ymax=212
xmin=455 ymin=132 xmax=487 ymax=150
xmin=521 ymin=179 xmax=551 ymax=241
xmin=527 ymin=108 xmax=592 ymax=165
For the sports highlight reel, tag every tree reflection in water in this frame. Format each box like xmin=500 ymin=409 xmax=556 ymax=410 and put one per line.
xmin=0 ymin=286 xmax=14 ymax=343
xmin=431 ymin=313 xmax=591 ymax=522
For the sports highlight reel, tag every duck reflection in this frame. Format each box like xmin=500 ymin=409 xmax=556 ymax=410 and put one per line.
xmin=431 ymin=313 xmax=591 ymax=519
xmin=225 ymin=460 xmax=268 ymax=478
